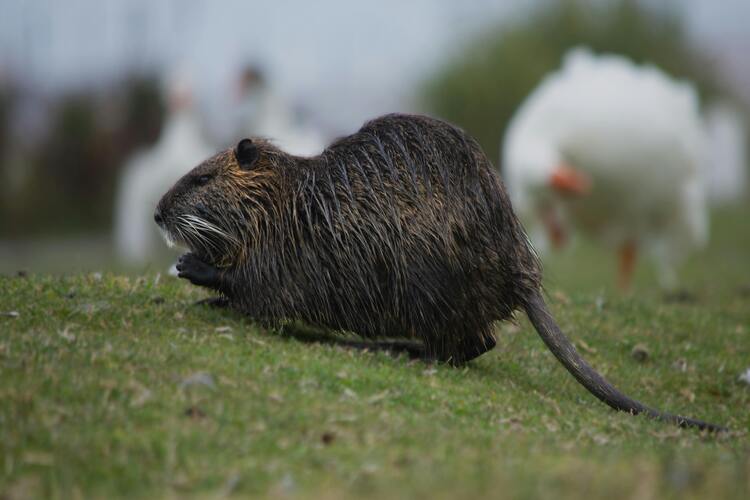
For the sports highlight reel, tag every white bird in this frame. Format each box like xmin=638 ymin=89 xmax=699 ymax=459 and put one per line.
xmin=704 ymin=100 xmax=747 ymax=204
xmin=232 ymin=66 xmax=326 ymax=157
xmin=114 ymin=76 xmax=212 ymax=265
xmin=502 ymin=48 xmax=709 ymax=290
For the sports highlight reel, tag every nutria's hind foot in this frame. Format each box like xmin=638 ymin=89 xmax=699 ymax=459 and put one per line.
xmin=363 ymin=339 xmax=427 ymax=360
xmin=176 ymin=253 xmax=222 ymax=288
xmin=344 ymin=337 xmax=498 ymax=365
xmin=663 ymin=289 xmax=699 ymax=304
xmin=430 ymin=333 xmax=497 ymax=366
xmin=278 ymin=324 xmax=427 ymax=361
xmin=194 ymin=296 xmax=230 ymax=308
xmin=323 ymin=338 xmax=427 ymax=361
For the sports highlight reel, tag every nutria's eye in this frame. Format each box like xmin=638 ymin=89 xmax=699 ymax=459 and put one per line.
xmin=194 ymin=174 xmax=212 ymax=186
xmin=235 ymin=138 xmax=259 ymax=170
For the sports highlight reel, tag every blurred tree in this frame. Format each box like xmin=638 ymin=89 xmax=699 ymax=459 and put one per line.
xmin=421 ymin=0 xmax=725 ymax=163
xmin=117 ymin=75 xmax=165 ymax=152
xmin=0 ymin=86 xmax=10 ymax=163
xmin=0 ymin=75 xmax=165 ymax=236
xmin=0 ymin=83 xmax=14 ymax=235
xmin=15 ymin=95 xmax=110 ymax=234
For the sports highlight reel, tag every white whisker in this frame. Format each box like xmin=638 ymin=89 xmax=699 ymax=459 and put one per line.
xmin=181 ymin=214 xmax=241 ymax=248
xmin=160 ymin=228 xmax=175 ymax=248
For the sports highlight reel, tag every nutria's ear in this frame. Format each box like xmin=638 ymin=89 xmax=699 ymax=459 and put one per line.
xmin=235 ymin=139 xmax=259 ymax=170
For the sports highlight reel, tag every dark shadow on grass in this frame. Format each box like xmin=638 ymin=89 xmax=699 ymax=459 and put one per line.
xmin=191 ymin=298 xmax=568 ymax=400
xmin=663 ymin=289 xmax=700 ymax=304
xmin=191 ymin=298 xmax=428 ymax=361
xmin=276 ymin=321 xmax=428 ymax=361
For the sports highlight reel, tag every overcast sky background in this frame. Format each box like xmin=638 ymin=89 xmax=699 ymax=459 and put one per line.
xmin=1 ymin=0 xmax=748 ymax=131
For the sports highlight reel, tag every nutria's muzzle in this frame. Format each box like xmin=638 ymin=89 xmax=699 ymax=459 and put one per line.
xmin=153 ymin=207 xmax=164 ymax=228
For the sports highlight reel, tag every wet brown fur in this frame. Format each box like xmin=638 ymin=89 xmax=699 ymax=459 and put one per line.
xmin=158 ymin=113 xmax=541 ymax=363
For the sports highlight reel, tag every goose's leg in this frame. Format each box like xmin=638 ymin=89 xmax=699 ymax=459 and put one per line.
xmin=540 ymin=205 xmax=567 ymax=249
xmin=618 ymin=240 xmax=637 ymax=291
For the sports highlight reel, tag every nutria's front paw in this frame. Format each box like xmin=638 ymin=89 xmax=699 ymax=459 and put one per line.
xmin=176 ymin=253 xmax=221 ymax=288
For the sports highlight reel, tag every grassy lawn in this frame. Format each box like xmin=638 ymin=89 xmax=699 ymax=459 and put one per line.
xmin=1 ymin=205 xmax=749 ymax=499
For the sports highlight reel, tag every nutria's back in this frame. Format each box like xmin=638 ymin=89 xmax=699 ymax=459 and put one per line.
xmin=288 ymin=114 xmax=540 ymax=356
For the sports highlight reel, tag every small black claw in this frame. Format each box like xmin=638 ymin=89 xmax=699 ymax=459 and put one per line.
xmin=176 ymin=253 xmax=221 ymax=288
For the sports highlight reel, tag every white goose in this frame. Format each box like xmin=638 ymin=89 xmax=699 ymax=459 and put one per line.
xmin=704 ymin=100 xmax=747 ymax=204
xmin=502 ymin=48 xmax=708 ymax=290
xmin=114 ymin=76 xmax=212 ymax=265
xmin=232 ymin=66 xmax=326 ymax=157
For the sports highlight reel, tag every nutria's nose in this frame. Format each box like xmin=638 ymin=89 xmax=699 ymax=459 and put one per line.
xmin=154 ymin=208 xmax=164 ymax=226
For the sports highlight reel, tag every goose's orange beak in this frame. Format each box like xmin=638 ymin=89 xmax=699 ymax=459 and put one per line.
xmin=550 ymin=163 xmax=591 ymax=196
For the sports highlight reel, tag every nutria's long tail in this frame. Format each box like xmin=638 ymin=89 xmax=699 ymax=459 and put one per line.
xmin=524 ymin=290 xmax=726 ymax=432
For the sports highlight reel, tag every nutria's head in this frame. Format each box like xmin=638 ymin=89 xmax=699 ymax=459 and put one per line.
xmin=154 ymin=138 xmax=283 ymax=267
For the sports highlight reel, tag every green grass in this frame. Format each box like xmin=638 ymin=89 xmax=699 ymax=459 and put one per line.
xmin=1 ymin=205 xmax=749 ymax=499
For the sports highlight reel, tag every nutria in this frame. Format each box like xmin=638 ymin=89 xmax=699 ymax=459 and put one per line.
xmin=155 ymin=113 xmax=724 ymax=432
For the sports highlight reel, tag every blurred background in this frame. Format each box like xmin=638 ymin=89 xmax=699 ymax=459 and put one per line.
xmin=0 ymin=0 xmax=747 ymax=289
